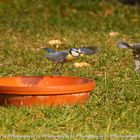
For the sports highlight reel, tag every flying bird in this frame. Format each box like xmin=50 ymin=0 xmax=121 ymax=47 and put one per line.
xmin=117 ymin=41 xmax=140 ymax=74
xmin=44 ymin=46 xmax=100 ymax=74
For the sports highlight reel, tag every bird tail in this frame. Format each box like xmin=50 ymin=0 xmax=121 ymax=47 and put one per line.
xmin=117 ymin=41 xmax=130 ymax=49
xmin=44 ymin=47 xmax=56 ymax=53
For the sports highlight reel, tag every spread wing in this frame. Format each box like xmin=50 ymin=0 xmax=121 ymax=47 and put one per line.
xmin=45 ymin=51 xmax=68 ymax=63
xmin=44 ymin=47 xmax=56 ymax=53
xmin=117 ymin=41 xmax=130 ymax=49
xmin=131 ymin=43 xmax=140 ymax=50
xmin=117 ymin=41 xmax=140 ymax=51
xmin=80 ymin=46 xmax=100 ymax=55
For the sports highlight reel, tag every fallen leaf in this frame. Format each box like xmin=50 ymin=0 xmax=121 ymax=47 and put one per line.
xmin=47 ymin=40 xmax=63 ymax=48
xmin=60 ymin=5 xmax=69 ymax=17
xmin=74 ymin=62 xmax=91 ymax=68
xmin=104 ymin=8 xmax=113 ymax=16
xmin=109 ymin=32 xmax=119 ymax=37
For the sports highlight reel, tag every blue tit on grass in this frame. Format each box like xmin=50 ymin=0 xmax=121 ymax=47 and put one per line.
xmin=117 ymin=41 xmax=140 ymax=74
xmin=44 ymin=46 xmax=100 ymax=74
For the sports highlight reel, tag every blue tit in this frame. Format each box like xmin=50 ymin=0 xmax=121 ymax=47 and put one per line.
xmin=44 ymin=48 xmax=82 ymax=64
xmin=44 ymin=46 xmax=100 ymax=75
xmin=117 ymin=41 xmax=140 ymax=74
xmin=44 ymin=46 xmax=100 ymax=64
xmin=44 ymin=47 xmax=82 ymax=75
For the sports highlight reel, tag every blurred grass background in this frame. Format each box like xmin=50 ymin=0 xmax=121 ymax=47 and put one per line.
xmin=0 ymin=0 xmax=140 ymax=138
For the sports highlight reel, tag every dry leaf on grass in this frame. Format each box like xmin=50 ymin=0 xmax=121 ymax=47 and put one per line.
xmin=74 ymin=62 xmax=91 ymax=68
xmin=104 ymin=9 xmax=113 ymax=16
xmin=47 ymin=40 xmax=63 ymax=48
xmin=109 ymin=32 xmax=119 ymax=37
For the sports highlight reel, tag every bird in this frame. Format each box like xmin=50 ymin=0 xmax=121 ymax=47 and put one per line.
xmin=117 ymin=41 xmax=140 ymax=74
xmin=44 ymin=46 xmax=100 ymax=75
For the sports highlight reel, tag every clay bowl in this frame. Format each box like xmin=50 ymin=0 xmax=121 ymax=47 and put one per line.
xmin=0 ymin=76 xmax=96 ymax=107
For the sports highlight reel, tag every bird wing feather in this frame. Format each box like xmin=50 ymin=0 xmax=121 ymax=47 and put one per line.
xmin=117 ymin=41 xmax=140 ymax=50
xmin=80 ymin=46 xmax=100 ymax=55
xmin=131 ymin=43 xmax=140 ymax=50
xmin=117 ymin=41 xmax=130 ymax=49
xmin=45 ymin=51 xmax=68 ymax=63
xmin=44 ymin=48 xmax=56 ymax=53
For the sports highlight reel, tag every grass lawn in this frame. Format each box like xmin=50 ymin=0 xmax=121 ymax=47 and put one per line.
xmin=0 ymin=0 xmax=140 ymax=139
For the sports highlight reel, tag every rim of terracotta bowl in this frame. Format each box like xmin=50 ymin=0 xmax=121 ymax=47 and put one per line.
xmin=0 ymin=76 xmax=96 ymax=95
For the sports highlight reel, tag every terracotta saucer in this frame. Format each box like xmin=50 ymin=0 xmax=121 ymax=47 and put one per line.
xmin=0 ymin=76 xmax=96 ymax=107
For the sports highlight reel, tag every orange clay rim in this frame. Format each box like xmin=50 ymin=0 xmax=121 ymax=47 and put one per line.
xmin=0 ymin=76 xmax=96 ymax=95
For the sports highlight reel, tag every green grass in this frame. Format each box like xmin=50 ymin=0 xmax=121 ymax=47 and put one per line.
xmin=0 ymin=0 xmax=140 ymax=139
